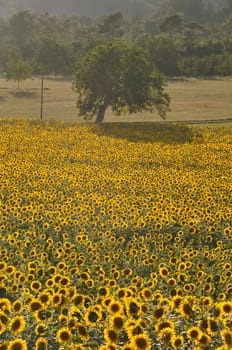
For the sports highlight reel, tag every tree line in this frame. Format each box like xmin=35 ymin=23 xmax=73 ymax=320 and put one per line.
xmin=0 ymin=0 xmax=232 ymax=78
xmin=0 ymin=0 xmax=231 ymax=121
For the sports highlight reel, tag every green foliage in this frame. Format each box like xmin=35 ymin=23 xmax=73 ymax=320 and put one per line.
xmin=74 ymin=41 xmax=170 ymax=122
xmin=159 ymin=14 xmax=183 ymax=36
xmin=178 ymin=54 xmax=232 ymax=76
xmin=141 ymin=35 xmax=180 ymax=76
xmin=5 ymin=59 xmax=32 ymax=90
xmin=0 ymin=43 xmax=21 ymax=72
xmin=1 ymin=2 xmax=232 ymax=80
xmin=98 ymin=12 xmax=125 ymax=38
xmin=35 ymin=37 xmax=73 ymax=75
xmin=170 ymin=0 xmax=205 ymax=21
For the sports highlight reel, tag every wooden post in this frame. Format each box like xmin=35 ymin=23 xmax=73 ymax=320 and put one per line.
xmin=40 ymin=75 xmax=44 ymax=121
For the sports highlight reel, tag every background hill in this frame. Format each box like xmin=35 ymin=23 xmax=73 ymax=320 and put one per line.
xmin=0 ymin=0 xmax=228 ymax=18
xmin=1 ymin=0 xmax=162 ymax=17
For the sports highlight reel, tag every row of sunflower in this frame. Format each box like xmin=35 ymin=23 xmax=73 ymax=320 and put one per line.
xmin=0 ymin=119 xmax=231 ymax=350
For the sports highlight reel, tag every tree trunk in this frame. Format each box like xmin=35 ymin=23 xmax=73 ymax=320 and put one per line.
xmin=95 ymin=99 xmax=109 ymax=123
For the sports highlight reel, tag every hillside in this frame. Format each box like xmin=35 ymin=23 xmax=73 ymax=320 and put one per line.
xmin=0 ymin=0 xmax=229 ymax=18
xmin=4 ymin=0 xmax=162 ymax=17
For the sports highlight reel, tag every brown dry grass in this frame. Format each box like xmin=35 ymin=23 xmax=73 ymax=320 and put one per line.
xmin=0 ymin=76 xmax=232 ymax=122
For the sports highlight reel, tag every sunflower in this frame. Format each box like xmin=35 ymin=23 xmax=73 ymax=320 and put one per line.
xmin=34 ymin=309 xmax=52 ymax=323
xmin=131 ymin=334 xmax=151 ymax=350
xmin=140 ymin=288 xmax=152 ymax=301
xmin=7 ymin=339 xmax=27 ymax=350
xmin=125 ymin=298 xmax=141 ymax=317
xmin=84 ymin=308 xmax=101 ymax=326
xmin=179 ymin=300 xmax=193 ymax=319
xmin=57 ymin=327 xmax=72 ymax=344
xmin=110 ymin=314 xmax=125 ymax=331
xmin=159 ymin=328 xmax=175 ymax=347
xmin=214 ymin=305 xmax=223 ymax=320
xmin=197 ymin=334 xmax=211 ymax=348
xmin=187 ymin=327 xmax=202 ymax=342
xmin=59 ymin=315 xmax=68 ymax=326
xmin=27 ymin=299 xmax=43 ymax=313
xmin=199 ymin=319 xmax=208 ymax=333
xmin=71 ymin=294 xmax=84 ymax=308
xmin=223 ymin=318 xmax=232 ymax=331
xmin=101 ymin=345 xmax=117 ymax=350
xmin=0 ymin=299 xmax=11 ymax=314
xmin=66 ymin=345 xmax=84 ymax=350
xmin=77 ymin=324 xmax=89 ymax=341
xmin=35 ymin=323 xmax=47 ymax=336
xmin=171 ymin=335 xmax=184 ymax=349
xmin=121 ymin=345 xmax=134 ymax=350
xmin=34 ymin=337 xmax=48 ymax=350
xmin=9 ymin=316 xmax=26 ymax=335
xmin=38 ymin=292 xmax=51 ymax=307
xmin=202 ymin=296 xmax=213 ymax=308
xmin=0 ymin=322 xmax=6 ymax=335
xmin=155 ymin=320 xmax=174 ymax=333
xmin=0 ymin=262 xmax=7 ymax=272
xmin=108 ymin=279 xmax=117 ymax=288
xmin=169 ymin=296 xmax=182 ymax=311
xmin=59 ymin=277 xmax=70 ymax=288
xmin=98 ymin=287 xmax=109 ymax=297
xmin=218 ymin=293 xmax=227 ymax=301
xmin=207 ymin=318 xmax=219 ymax=335
xmin=108 ymin=300 xmax=123 ymax=314
xmin=127 ymin=323 xmax=144 ymax=340
xmin=152 ymin=306 xmax=166 ymax=320
xmin=221 ymin=329 xmax=232 ymax=348
xmin=122 ymin=268 xmax=133 ymax=277
xmin=159 ymin=267 xmax=170 ymax=278
xmin=0 ymin=342 xmax=8 ymax=350
xmin=45 ymin=279 xmax=54 ymax=288
xmin=221 ymin=302 xmax=232 ymax=316
xmin=67 ymin=317 xmax=78 ymax=330
xmin=51 ymin=293 xmax=63 ymax=308
xmin=104 ymin=328 xmax=118 ymax=344
xmin=116 ymin=288 xmax=127 ymax=299
xmin=0 ymin=312 xmax=8 ymax=326
xmin=167 ymin=278 xmax=176 ymax=287
xmin=30 ymin=281 xmax=42 ymax=292
xmin=12 ymin=300 xmax=23 ymax=314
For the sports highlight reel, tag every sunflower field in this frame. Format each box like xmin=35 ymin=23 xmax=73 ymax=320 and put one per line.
xmin=0 ymin=119 xmax=231 ymax=350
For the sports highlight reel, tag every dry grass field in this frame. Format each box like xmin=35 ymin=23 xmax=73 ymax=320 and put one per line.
xmin=0 ymin=76 xmax=232 ymax=122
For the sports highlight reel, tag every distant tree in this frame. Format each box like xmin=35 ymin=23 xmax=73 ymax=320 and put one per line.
xmin=98 ymin=12 xmax=125 ymax=38
xmin=144 ymin=17 xmax=160 ymax=35
xmin=142 ymin=35 xmax=180 ymax=76
xmin=9 ymin=11 xmax=34 ymax=52
xmin=222 ymin=13 xmax=232 ymax=33
xmin=0 ymin=43 xmax=21 ymax=72
xmin=35 ymin=37 xmax=73 ymax=76
xmin=160 ymin=14 xmax=183 ymax=38
xmin=170 ymin=0 xmax=205 ymax=21
xmin=5 ymin=59 xmax=33 ymax=90
xmin=178 ymin=53 xmax=232 ymax=76
xmin=182 ymin=22 xmax=206 ymax=55
xmin=74 ymin=41 xmax=170 ymax=123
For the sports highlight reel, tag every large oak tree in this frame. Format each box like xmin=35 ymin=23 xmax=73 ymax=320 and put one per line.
xmin=74 ymin=40 xmax=170 ymax=123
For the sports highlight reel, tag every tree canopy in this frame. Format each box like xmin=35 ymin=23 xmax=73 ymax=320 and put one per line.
xmin=0 ymin=0 xmax=232 ymax=114
xmin=74 ymin=41 xmax=170 ymax=123
xmin=5 ymin=59 xmax=32 ymax=90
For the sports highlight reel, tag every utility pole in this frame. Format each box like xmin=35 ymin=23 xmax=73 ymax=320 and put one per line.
xmin=40 ymin=75 xmax=44 ymax=121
